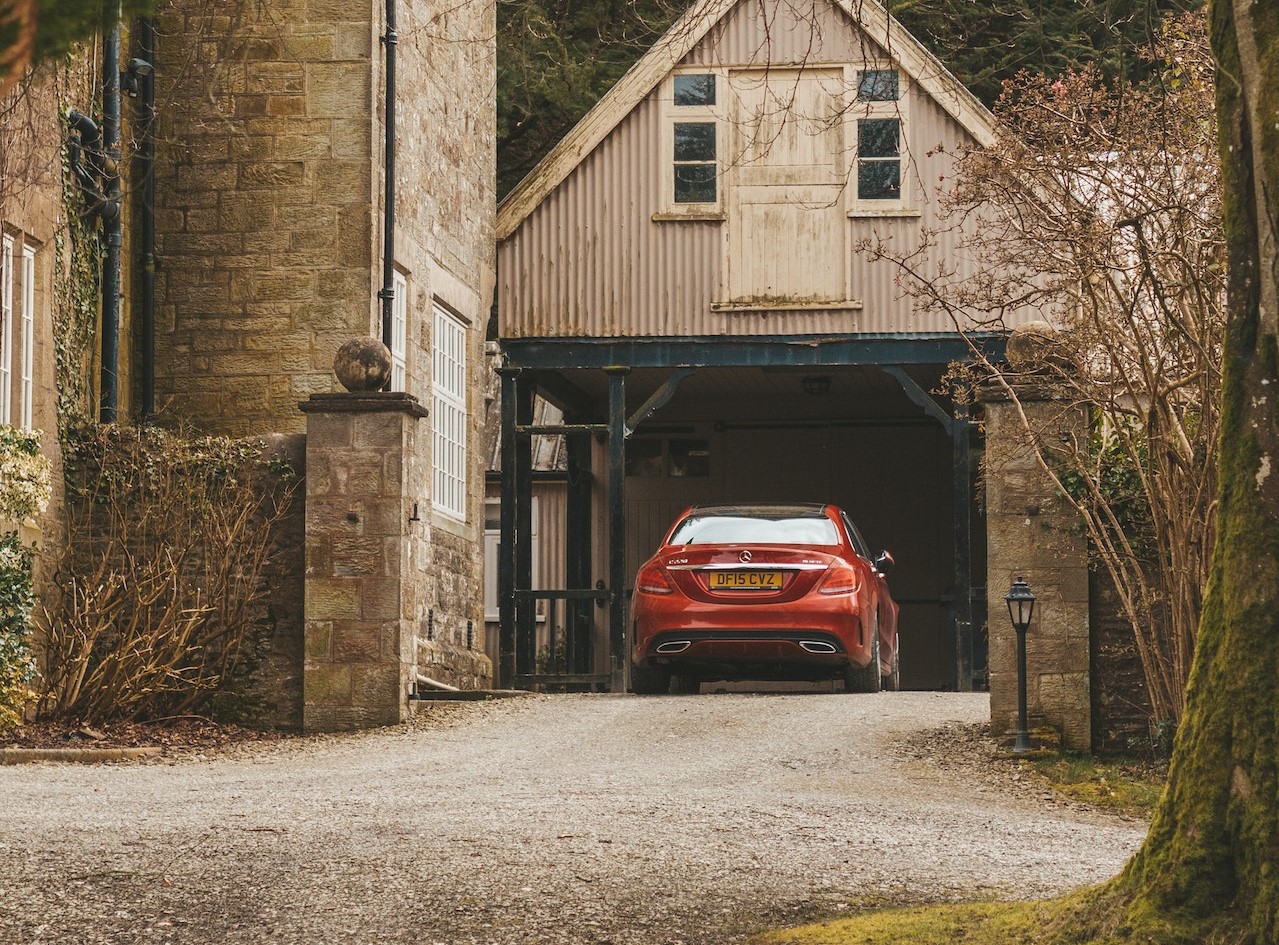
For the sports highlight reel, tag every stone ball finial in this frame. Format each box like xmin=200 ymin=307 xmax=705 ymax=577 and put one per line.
xmin=1006 ymin=320 xmax=1068 ymax=370
xmin=334 ymin=337 xmax=393 ymax=392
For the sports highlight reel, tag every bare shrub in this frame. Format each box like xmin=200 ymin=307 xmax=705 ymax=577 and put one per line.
xmin=877 ymin=16 xmax=1222 ymax=726
xmin=37 ymin=424 xmax=296 ymax=723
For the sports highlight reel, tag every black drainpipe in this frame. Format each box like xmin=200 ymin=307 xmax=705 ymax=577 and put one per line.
xmin=376 ymin=0 xmax=396 ymax=359
xmin=100 ymin=19 xmax=123 ymax=423
xmin=137 ymin=19 xmax=156 ymax=419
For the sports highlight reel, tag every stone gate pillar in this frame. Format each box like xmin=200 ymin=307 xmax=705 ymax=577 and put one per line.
xmin=980 ymin=332 xmax=1092 ymax=750
xmin=300 ymin=390 xmax=427 ymax=732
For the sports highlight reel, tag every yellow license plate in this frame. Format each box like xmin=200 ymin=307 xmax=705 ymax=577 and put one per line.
xmin=708 ymin=571 xmax=782 ymax=590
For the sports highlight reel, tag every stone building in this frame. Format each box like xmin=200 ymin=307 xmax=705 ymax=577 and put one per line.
xmin=0 ymin=0 xmax=495 ymax=730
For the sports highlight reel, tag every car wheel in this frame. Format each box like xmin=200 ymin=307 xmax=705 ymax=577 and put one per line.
xmin=844 ymin=619 xmax=882 ymax=694
xmin=672 ymin=673 xmax=701 ymax=695
xmin=882 ymin=646 xmax=901 ymax=691
xmin=630 ymin=662 xmax=671 ymax=695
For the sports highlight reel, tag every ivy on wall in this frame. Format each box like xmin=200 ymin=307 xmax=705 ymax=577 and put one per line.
xmin=53 ymin=124 xmax=101 ymax=432
xmin=0 ymin=426 xmax=51 ymax=731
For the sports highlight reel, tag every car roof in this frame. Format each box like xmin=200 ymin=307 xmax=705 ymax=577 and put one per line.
xmin=686 ymin=503 xmax=831 ymax=519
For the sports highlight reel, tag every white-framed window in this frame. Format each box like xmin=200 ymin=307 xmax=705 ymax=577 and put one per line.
xmin=390 ymin=270 xmax=407 ymax=392
xmin=432 ymin=302 xmax=467 ymax=520
xmin=483 ymin=496 xmax=539 ymax=622
xmin=0 ymin=236 xmax=12 ymax=426
xmin=847 ymin=67 xmax=911 ymax=215
xmin=19 ymin=246 xmax=34 ymax=431
xmin=658 ymin=70 xmax=724 ymax=216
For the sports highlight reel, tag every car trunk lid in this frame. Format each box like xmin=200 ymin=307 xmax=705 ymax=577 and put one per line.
xmin=659 ymin=545 xmax=837 ymax=603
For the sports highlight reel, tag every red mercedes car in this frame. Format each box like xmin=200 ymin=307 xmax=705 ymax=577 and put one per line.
xmin=629 ymin=503 xmax=899 ymax=694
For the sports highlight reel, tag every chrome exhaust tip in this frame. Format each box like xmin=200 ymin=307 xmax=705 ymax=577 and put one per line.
xmin=656 ymin=640 xmax=692 ymax=654
xmin=799 ymin=640 xmax=838 ymax=654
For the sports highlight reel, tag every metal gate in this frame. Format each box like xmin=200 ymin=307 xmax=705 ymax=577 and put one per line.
xmin=497 ymin=367 xmax=629 ymax=691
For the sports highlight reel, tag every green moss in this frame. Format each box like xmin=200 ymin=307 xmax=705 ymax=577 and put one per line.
xmin=1030 ymin=754 xmax=1167 ymax=816
xmin=750 ymin=901 xmax=1053 ymax=945
xmin=750 ymin=888 xmax=1249 ymax=945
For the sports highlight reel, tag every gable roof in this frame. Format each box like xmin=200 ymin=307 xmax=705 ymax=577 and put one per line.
xmin=496 ymin=0 xmax=996 ymax=241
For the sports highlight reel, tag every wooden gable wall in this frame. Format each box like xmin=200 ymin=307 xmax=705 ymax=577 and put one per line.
xmin=498 ymin=0 xmax=1020 ymax=340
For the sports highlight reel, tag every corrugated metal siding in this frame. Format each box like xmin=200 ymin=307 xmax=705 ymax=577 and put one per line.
xmin=536 ymin=483 xmax=568 ymax=593
xmin=499 ymin=0 xmax=1023 ymax=340
xmin=683 ymin=0 xmax=886 ymax=68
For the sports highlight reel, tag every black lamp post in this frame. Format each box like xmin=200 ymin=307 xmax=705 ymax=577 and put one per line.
xmin=1005 ymin=577 xmax=1036 ymax=753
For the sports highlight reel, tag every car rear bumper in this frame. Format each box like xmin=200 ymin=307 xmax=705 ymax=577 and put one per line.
xmin=631 ymin=595 xmax=871 ymax=678
xmin=641 ymin=628 xmax=851 ymax=676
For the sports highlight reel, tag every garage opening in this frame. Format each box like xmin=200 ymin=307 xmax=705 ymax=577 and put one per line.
xmin=492 ymin=340 xmax=993 ymax=693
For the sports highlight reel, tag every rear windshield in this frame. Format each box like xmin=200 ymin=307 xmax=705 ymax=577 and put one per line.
xmin=668 ymin=514 xmax=840 ymax=546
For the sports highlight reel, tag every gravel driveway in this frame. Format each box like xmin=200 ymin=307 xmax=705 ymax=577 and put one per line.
xmin=0 ymin=692 xmax=1144 ymax=945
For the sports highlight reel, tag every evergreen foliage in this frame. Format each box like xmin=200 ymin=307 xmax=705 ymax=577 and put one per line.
xmin=31 ymin=0 xmax=151 ymax=61
xmin=498 ymin=0 xmax=683 ymax=196
xmin=0 ymin=427 xmax=50 ymax=733
xmin=884 ymin=0 xmax=1200 ymax=106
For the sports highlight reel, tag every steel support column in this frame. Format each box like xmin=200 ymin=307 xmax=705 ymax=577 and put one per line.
xmin=515 ymin=380 xmax=536 ymax=678
xmin=497 ymin=368 xmax=519 ymax=687
xmin=565 ymin=422 xmax=594 ymax=676
xmin=606 ymin=367 xmax=629 ymax=692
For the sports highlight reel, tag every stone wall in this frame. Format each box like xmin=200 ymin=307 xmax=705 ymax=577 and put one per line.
xmin=1090 ymin=568 xmax=1156 ymax=754
xmin=390 ymin=0 xmax=496 ymax=685
xmin=301 ymin=393 xmax=426 ymax=730
xmin=151 ymin=0 xmax=378 ymax=434
xmin=242 ymin=433 xmax=307 ymax=730
xmin=150 ymin=0 xmax=496 ymax=704
xmin=0 ymin=63 xmax=98 ymax=586
xmin=982 ymin=381 xmax=1092 ymax=750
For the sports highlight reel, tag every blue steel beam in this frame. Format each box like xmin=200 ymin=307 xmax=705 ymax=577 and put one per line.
xmin=500 ymin=333 xmax=1005 ymax=370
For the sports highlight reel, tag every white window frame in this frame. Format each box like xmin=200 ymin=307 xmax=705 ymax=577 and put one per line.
xmin=390 ymin=270 xmax=407 ymax=392
xmin=0 ymin=236 xmax=12 ymax=426
xmin=431 ymin=302 xmax=468 ymax=521
xmin=845 ymin=66 xmax=915 ymax=217
xmin=483 ymin=496 xmax=539 ymax=622
xmin=19 ymin=246 xmax=34 ymax=431
xmin=656 ymin=68 xmax=726 ymax=219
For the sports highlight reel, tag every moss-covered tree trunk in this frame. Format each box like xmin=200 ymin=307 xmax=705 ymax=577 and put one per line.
xmin=1111 ymin=0 xmax=1279 ymax=940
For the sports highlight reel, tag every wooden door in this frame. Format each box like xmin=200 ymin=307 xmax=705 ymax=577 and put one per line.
xmin=726 ymin=68 xmax=847 ymax=305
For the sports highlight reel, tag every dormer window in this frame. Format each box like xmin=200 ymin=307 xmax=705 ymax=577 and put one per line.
xmin=674 ymin=121 xmax=716 ymax=203
xmin=659 ymin=71 xmax=724 ymax=217
xmin=674 ymin=73 xmax=715 ymax=107
xmin=849 ymin=67 xmax=911 ymax=214
xmin=857 ymin=119 xmax=900 ymax=200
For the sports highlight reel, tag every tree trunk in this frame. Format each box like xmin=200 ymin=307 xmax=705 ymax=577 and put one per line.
xmin=1115 ymin=0 xmax=1279 ymax=939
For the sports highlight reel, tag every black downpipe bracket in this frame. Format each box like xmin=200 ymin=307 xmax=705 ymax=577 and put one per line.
xmin=100 ymin=20 xmax=123 ymax=423
xmin=66 ymin=110 xmax=108 ymax=210
xmin=377 ymin=0 xmax=397 ymax=360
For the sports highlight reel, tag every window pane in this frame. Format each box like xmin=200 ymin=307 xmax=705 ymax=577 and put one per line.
xmin=858 ymin=159 xmax=901 ymax=200
xmin=432 ymin=303 xmax=467 ymax=520
xmin=669 ymin=514 xmax=840 ymax=546
xmin=674 ymin=122 xmax=716 ymax=161
xmin=858 ymin=118 xmax=899 ymax=157
xmin=674 ymin=164 xmax=717 ymax=203
xmin=674 ymin=73 xmax=716 ymax=106
xmin=857 ymin=69 xmax=899 ymax=101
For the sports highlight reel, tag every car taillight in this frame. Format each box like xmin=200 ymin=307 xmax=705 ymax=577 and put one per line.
xmin=818 ymin=564 xmax=859 ymax=595
xmin=636 ymin=562 xmax=673 ymax=595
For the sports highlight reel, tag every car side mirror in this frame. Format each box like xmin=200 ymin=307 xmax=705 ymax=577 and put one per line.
xmin=873 ymin=551 xmax=894 ymax=574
